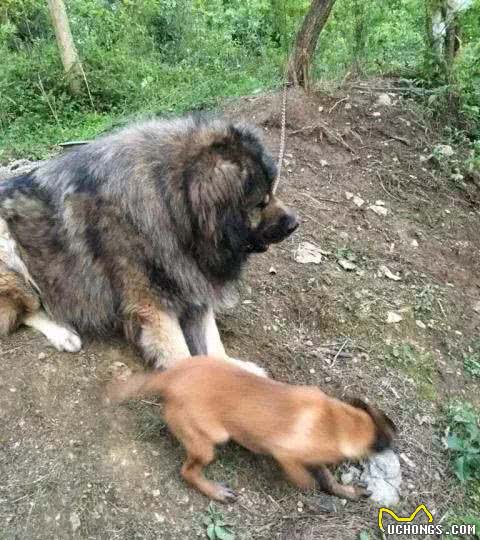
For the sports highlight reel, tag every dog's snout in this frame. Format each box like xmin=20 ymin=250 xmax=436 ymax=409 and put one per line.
xmin=282 ymin=213 xmax=300 ymax=234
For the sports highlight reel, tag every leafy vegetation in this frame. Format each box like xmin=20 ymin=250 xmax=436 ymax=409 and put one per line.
xmin=1 ymin=0 xmax=479 ymax=160
xmin=201 ymin=503 xmax=235 ymax=540
xmin=386 ymin=343 xmax=437 ymax=400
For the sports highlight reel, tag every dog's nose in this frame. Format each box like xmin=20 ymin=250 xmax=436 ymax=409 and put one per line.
xmin=283 ymin=213 xmax=300 ymax=235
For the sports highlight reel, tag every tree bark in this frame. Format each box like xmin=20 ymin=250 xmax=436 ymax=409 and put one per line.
xmin=46 ymin=0 xmax=83 ymax=95
xmin=288 ymin=0 xmax=337 ymax=89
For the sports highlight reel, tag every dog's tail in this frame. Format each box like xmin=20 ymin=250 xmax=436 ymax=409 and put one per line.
xmin=106 ymin=370 xmax=169 ymax=404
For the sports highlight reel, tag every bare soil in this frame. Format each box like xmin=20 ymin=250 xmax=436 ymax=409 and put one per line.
xmin=1 ymin=82 xmax=479 ymax=540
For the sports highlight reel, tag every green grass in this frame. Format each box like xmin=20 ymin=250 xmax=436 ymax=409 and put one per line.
xmin=443 ymin=400 xmax=480 ymax=536
xmin=386 ymin=343 xmax=437 ymax=400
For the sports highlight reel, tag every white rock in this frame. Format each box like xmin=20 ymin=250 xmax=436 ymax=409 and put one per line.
xmin=38 ymin=352 xmax=47 ymax=360
xmin=345 ymin=191 xmax=354 ymax=200
xmin=369 ymin=205 xmax=388 ymax=216
xmin=70 ymin=512 xmax=81 ymax=533
xmin=474 ymin=301 xmax=480 ymax=314
xmin=376 ymin=93 xmax=393 ymax=107
xmin=338 ymin=259 xmax=357 ymax=271
xmin=434 ymin=144 xmax=455 ymax=157
xmin=416 ymin=320 xmax=427 ymax=329
xmin=375 ymin=200 xmax=386 ymax=206
xmin=387 ymin=311 xmax=403 ymax=324
xmin=361 ymin=450 xmax=402 ymax=506
xmin=269 ymin=266 xmax=277 ymax=275
xmin=400 ymin=453 xmax=416 ymax=469
xmin=294 ymin=242 xmax=325 ymax=264
xmin=353 ymin=196 xmax=365 ymax=207
xmin=320 ymin=159 xmax=329 ymax=167
xmin=372 ymin=111 xmax=381 ymax=117
xmin=380 ymin=265 xmax=401 ymax=281
xmin=410 ymin=239 xmax=419 ymax=248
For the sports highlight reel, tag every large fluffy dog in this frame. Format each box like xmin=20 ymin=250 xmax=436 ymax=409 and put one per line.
xmin=0 ymin=116 xmax=298 ymax=372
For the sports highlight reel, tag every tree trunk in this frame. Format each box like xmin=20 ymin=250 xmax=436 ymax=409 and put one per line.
xmin=46 ymin=0 xmax=83 ymax=95
xmin=288 ymin=0 xmax=337 ymax=89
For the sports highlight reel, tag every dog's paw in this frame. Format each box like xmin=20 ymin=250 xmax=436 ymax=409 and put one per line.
xmin=49 ymin=327 xmax=82 ymax=352
xmin=213 ymin=483 xmax=238 ymax=503
xmin=227 ymin=358 xmax=268 ymax=378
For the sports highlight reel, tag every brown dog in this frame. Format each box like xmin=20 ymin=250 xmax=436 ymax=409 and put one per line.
xmin=107 ymin=356 xmax=396 ymax=502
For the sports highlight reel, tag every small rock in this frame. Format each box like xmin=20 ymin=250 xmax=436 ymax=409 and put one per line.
xmin=400 ymin=453 xmax=416 ymax=469
xmin=318 ymin=106 xmax=324 ymax=112
xmin=345 ymin=191 xmax=354 ymax=200
xmin=353 ymin=195 xmax=365 ymax=207
xmin=320 ymin=159 xmax=329 ymax=167
xmin=38 ymin=352 xmax=47 ymax=360
xmin=306 ymin=493 xmax=337 ymax=513
xmin=344 ymin=103 xmax=352 ymax=110
xmin=294 ymin=242 xmax=325 ymax=264
xmin=341 ymin=466 xmax=361 ymax=485
xmin=70 ymin=512 xmax=81 ymax=533
xmin=451 ymin=172 xmax=464 ymax=182
xmin=152 ymin=489 xmax=161 ymax=497
xmin=474 ymin=301 xmax=480 ymax=314
xmin=154 ymin=513 xmax=165 ymax=523
xmin=415 ymin=320 xmax=427 ymax=329
xmin=375 ymin=200 xmax=386 ymax=206
xmin=361 ymin=450 xmax=402 ymax=506
xmin=338 ymin=259 xmax=357 ymax=271
xmin=434 ymin=144 xmax=455 ymax=158
xmin=369 ymin=204 xmax=388 ymax=216
xmin=380 ymin=265 xmax=401 ymax=281
xmin=410 ymin=239 xmax=419 ymax=248
xmin=386 ymin=311 xmax=402 ymax=324
xmin=269 ymin=266 xmax=277 ymax=275
xmin=242 ymin=299 xmax=252 ymax=304
xmin=309 ymin=368 xmax=315 ymax=374
xmin=372 ymin=111 xmax=381 ymax=117
xmin=375 ymin=93 xmax=392 ymax=107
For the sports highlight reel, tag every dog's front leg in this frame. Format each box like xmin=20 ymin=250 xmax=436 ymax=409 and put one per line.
xmin=310 ymin=465 xmax=371 ymax=500
xmin=186 ymin=307 xmax=267 ymax=377
xmin=125 ymin=303 xmax=190 ymax=369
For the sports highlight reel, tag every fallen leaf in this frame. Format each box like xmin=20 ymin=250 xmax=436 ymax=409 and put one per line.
xmin=386 ymin=311 xmax=402 ymax=323
xmin=380 ymin=265 xmax=401 ymax=281
xmin=294 ymin=242 xmax=325 ymax=264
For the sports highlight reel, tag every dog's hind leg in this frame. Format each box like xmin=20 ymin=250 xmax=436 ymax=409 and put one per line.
xmin=181 ymin=445 xmax=237 ymax=503
xmin=0 ymin=295 xmax=21 ymax=335
xmin=22 ymin=310 xmax=82 ymax=352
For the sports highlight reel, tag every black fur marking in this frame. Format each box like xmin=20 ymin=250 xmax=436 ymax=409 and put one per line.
xmin=70 ymin=163 xmax=99 ymax=195
xmin=179 ymin=305 xmax=208 ymax=356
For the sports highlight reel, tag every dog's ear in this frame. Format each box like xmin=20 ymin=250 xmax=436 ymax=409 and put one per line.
xmin=186 ymin=143 xmax=245 ymax=241
xmin=347 ymin=397 xmax=397 ymax=451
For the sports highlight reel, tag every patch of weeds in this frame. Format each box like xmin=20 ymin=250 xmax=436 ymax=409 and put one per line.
xmin=413 ymin=284 xmax=438 ymax=320
xmin=443 ymin=401 xmax=480 ymax=537
xmin=201 ymin=503 xmax=235 ymax=540
xmin=386 ymin=343 xmax=437 ymax=400
xmin=463 ymin=341 xmax=480 ymax=379
xmin=445 ymin=401 xmax=480 ymax=483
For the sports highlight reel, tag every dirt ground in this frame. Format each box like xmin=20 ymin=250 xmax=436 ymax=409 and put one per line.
xmin=1 ymin=83 xmax=479 ymax=540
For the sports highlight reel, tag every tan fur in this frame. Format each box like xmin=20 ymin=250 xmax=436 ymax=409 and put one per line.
xmin=107 ymin=356 xmax=396 ymax=502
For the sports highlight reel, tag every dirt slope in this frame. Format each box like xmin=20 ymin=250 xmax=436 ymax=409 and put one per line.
xmin=1 ymin=83 xmax=479 ymax=540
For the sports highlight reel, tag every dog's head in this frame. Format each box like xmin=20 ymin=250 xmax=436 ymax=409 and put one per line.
xmin=348 ymin=398 xmax=397 ymax=454
xmin=181 ymin=117 xmax=299 ymax=259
